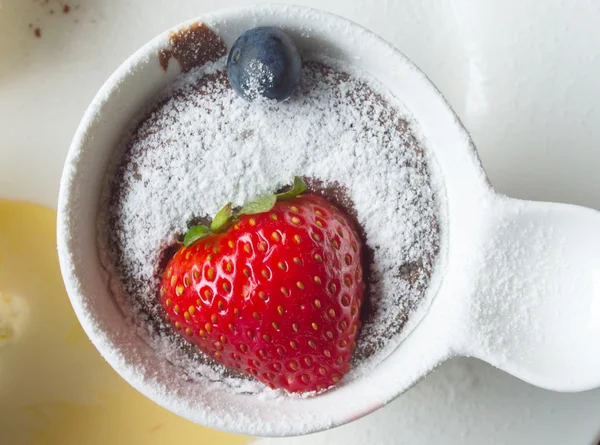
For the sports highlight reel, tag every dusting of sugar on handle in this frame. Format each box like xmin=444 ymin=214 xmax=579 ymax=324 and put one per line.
xmin=457 ymin=194 xmax=600 ymax=393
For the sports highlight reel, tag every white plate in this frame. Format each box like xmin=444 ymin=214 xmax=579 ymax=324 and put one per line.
xmin=1 ymin=0 xmax=599 ymax=443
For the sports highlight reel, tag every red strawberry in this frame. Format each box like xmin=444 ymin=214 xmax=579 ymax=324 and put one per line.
xmin=160 ymin=178 xmax=364 ymax=393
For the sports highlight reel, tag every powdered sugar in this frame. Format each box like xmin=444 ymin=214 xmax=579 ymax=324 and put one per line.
xmin=242 ymin=59 xmax=275 ymax=99
xmin=98 ymin=56 xmax=443 ymax=395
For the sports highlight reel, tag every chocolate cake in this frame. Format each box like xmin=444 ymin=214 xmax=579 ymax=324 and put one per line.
xmin=97 ymin=23 xmax=443 ymax=394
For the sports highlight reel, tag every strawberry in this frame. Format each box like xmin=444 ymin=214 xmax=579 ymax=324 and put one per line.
xmin=160 ymin=178 xmax=364 ymax=393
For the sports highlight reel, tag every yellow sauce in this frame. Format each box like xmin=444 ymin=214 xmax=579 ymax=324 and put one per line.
xmin=0 ymin=200 xmax=250 ymax=445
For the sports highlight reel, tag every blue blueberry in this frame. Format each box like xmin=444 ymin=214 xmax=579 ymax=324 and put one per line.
xmin=227 ymin=27 xmax=302 ymax=102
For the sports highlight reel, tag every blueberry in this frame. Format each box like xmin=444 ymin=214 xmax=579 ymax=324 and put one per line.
xmin=227 ymin=27 xmax=302 ymax=102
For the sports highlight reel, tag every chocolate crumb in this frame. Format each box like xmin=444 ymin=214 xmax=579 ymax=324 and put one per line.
xmin=158 ymin=22 xmax=227 ymax=73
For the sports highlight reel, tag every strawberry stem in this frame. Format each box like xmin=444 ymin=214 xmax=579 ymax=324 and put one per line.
xmin=240 ymin=194 xmax=277 ymax=215
xmin=276 ymin=176 xmax=306 ymax=201
xmin=210 ymin=202 xmax=233 ymax=232
xmin=183 ymin=177 xmax=307 ymax=248
xmin=183 ymin=225 xmax=211 ymax=247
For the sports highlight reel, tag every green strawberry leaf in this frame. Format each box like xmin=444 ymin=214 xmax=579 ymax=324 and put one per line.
xmin=183 ymin=225 xmax=211 ymax=247
xmin=184 ymin=178 xmax=304 ymax=243
xmin=210 ymin=202 xmax=233 ymax=232
xmin=276 ymin=176 xmax=307 ymax=201
xmin=240 ymin=194 xmax=277 ymax=215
